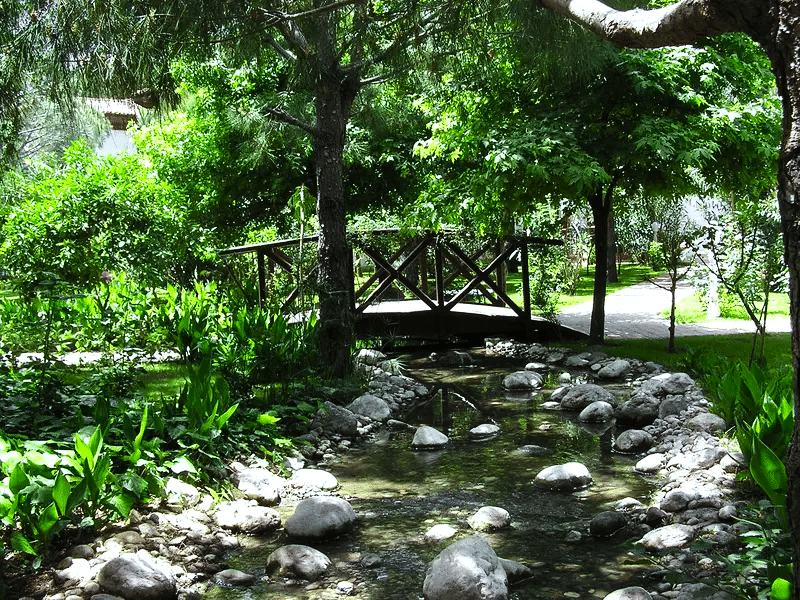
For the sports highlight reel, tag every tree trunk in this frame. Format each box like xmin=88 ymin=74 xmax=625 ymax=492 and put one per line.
xmin=588 ymin=188 xmax=612 ymax=344
xmin=668 ymin=269 xmax=677 ymax=353
xmin=606 ymin=208 xmax=618 ymax=283
xmin=763 ymin=4 xmax=800 ymax=596
xmin=312 ymin=3 xmax=360 ymax=378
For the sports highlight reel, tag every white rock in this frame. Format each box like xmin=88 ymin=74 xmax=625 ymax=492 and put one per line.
xmin=425 ymin=524 xmax=458 ymax=541
xmin=289 ymin=468 xmax=339 ymax=491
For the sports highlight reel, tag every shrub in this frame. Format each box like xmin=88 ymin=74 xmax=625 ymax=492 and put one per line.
xmin=0 ymin=141 xmax=216 ymax=295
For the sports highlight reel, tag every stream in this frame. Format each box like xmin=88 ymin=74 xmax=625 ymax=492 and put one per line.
xmin=210 ymin=352 xmax=660 ymax=599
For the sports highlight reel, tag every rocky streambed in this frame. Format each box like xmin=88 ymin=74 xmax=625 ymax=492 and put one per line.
xmin=24 ymin=341 xmax=756 ymax=600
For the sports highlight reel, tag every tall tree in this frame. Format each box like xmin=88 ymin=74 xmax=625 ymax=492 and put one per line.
xmin=536 ymin=0 xmax=800 ymax=595
xmin=414 ymin=36 xmax=776 ymax=344
xmin=3 ymin=0 xmax=475 ymax=376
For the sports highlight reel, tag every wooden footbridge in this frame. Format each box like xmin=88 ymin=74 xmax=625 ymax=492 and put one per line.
xmin=220 ymin=229 xmax=586 ymax=345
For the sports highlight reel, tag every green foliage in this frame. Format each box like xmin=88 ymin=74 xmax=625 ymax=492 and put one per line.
xmin=0 ymin=426 xmax=132 ymax=562
xmin=173 ymin=358 xmax=238 ymax=438
xmin=696 ymin=197 xmax=787 ymax=356
xmin=689 ymin=352 xmax=792 ymax=522
xmin=0 ymin=141 xmax=215 ymax=294
xmin=158 ymin=282 xmax=223 ymax=363
xmin=700 ymin=506 xmax=792 ymax=600
xmin=218 ymin=307 xmax=319 ymax=390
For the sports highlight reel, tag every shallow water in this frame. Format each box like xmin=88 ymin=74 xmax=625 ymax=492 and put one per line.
xmin=208 ymin=353 xmax=658 ymax=599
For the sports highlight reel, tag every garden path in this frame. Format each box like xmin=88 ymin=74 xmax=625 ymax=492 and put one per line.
xmin=556 ymin=274 xmax=792 ymax=340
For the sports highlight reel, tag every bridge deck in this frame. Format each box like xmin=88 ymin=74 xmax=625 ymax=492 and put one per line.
xmin=356 ymin=299 xmax=586 ymax=344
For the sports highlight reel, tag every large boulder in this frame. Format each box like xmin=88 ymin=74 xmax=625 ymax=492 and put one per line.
xmin=288 ymin=469 xmax=338 ymax=491
xmin=284 ymin=496 xmax=357 ymax=540
xmin=355 ymin=348 xmax=386 ymax=366
xmin=603 ymin=587 xmax=653 ymax=600
xmin=312 ymin=401 xmax=358 ymax=438
xmin=412 ymin=426 xmax=449 ymax=450
xmin=98 ymin=551 xmax=177 ymax=600
xmin=234 ymin=468 xmax=283 ymax=505
xmin=534 ymin=463 xmax=592 ymax=491
xmin=266 ymin=545 xmax=331 ymax=581
xmin=617 ymin=392 xmax=661 ymax=427
xmin=214 ymin=500 xmax=281 ymax=534
xmin=597 ymin=359 xmax=631 ymax=380
xmin=560 ymin=384 xmax=618 ymax=411
xmin=640 ymin=372 xmax=695 ymax=397
xmin=638 ymin=524 xmax=696 ymax=552
xmin=422 ymin=536 xmax=508 ymax=600
xmin=613 ymin=429 xmax=654 ymax=454
xmin=578 ymin=401 xmax=615 ymax=423
xmin=347 ymin=394 xmax=392 ymax=422
xmin=589 ymin=511 xmax=629 ymax=537
xmin=502 ymin=371 xmax=544 ymax=391
xmin=469 ymin=424 xmax=501 ymax=441
xmin=686 ymin=412 xmax=726 ymax=434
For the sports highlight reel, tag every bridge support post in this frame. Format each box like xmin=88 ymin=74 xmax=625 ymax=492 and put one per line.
xmin=521 ymin=242 xmax=533 ymax=341
xmin=257 ymin=250 xmax=267 ymax=309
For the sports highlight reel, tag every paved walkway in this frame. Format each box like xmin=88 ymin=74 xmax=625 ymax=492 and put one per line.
xmin=556 ymin=275 xmax=791 ymax=340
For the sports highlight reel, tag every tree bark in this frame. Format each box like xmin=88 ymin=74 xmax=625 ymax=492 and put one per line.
xmin=588 ymin=187 xmax=611 ymax=344
xmin=770 ymin=4 xmax=800 ymax=597
xmin=606 ymin=208 xmax=618 ymax=283
xmin=313 ymin=1 xmax=360 ymax=378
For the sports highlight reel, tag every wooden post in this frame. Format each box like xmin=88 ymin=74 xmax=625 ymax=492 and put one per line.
xmin=521 ymin=241 xmax=532 ymax=341
xmin=434 ymin=234 xmax=446 ymax=339
xmin=257 ymin=250 xmax=267 ymax=309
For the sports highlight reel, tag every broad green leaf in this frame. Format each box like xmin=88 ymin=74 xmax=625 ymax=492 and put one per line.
xmin=93 ymin=455 xmax=112 ymax=488
xmin=169 ymin=456 xmax=197 ymax=474
xmin=9 ymin=463 xmax=30 ymax=495
xmin=67 ymin=479 xmax=88 ymax=514
xmin=52 ymin=474 xmax=70 ymax=516
xmin=10 ymin=531 xmax=36 ymax=555
xmin=257 ymin=413 xmax=280 ymax=426
xmin=119 ymin=472 xmax=149 ymax=499
xmin=37 ymin=502 xmax=60 ymax=534
xmin=0 ymin=450 xmax=23 ymax=475
xmin=134 ymin=404 xmax=149 ymax=449
xmin=107 ymin=491 xmax=136 ymax=518
xmin=74 ymin=434 xmax=94 ymax=471
xmin=215 ymin=404 xmax=238 ymax=429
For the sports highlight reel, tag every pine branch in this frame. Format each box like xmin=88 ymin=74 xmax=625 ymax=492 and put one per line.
xmin=264 ymin=107 xmax=316 ymax=135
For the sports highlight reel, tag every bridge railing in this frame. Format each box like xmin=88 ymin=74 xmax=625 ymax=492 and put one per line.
xmin=219 ymin=229 xmax=562 ymax=321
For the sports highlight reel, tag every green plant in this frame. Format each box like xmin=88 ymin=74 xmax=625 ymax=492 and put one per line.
xmin=65 ymin=426 xmax=134 ymax=527
xmin=690 ymin=354 xmax=793 ymax=523
xmin=159 ymin=282 xmax=223 ymax=362
xmin=648 ymin=240 xmax=665 ymax=271
xmin=702 ymin=506 xmax=793 ymax=600
xmin=159 ymin=357 xmax=239 ymax=463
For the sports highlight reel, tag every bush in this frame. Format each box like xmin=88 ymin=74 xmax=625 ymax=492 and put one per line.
xmin=0 ymin=141 xmax=216 ymax=295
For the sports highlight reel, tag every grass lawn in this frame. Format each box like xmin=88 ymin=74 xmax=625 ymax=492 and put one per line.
xmin=556 ymin=332 xmax=792 ymax=374
xmin=667 ymin=290 xmax=790 ymax=323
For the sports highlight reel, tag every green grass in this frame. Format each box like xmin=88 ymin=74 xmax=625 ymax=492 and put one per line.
xmin=139 ymin=363 xmax=189 ymax=398
xmin=665 ymin=290 xmax=790 ymax=323
xmin=556 ymin=332 xmax=792 ymax=374
xmin=664 ymin=291 xmax=708 ymax=324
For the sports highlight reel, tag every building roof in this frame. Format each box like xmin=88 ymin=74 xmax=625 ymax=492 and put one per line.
xmin=84 ymin=98 xmax=140 ymax=130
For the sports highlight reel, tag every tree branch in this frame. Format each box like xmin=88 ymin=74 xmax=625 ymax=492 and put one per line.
xmin=264 ymin=107 xmax=316 ymax=135
xmin=536 ymin=0 xmax=745 ymax=48
xmin=257 ymin=0 xmax=361 ymax=26
xmin=264 ymin=31 xmax=297 ymax=63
